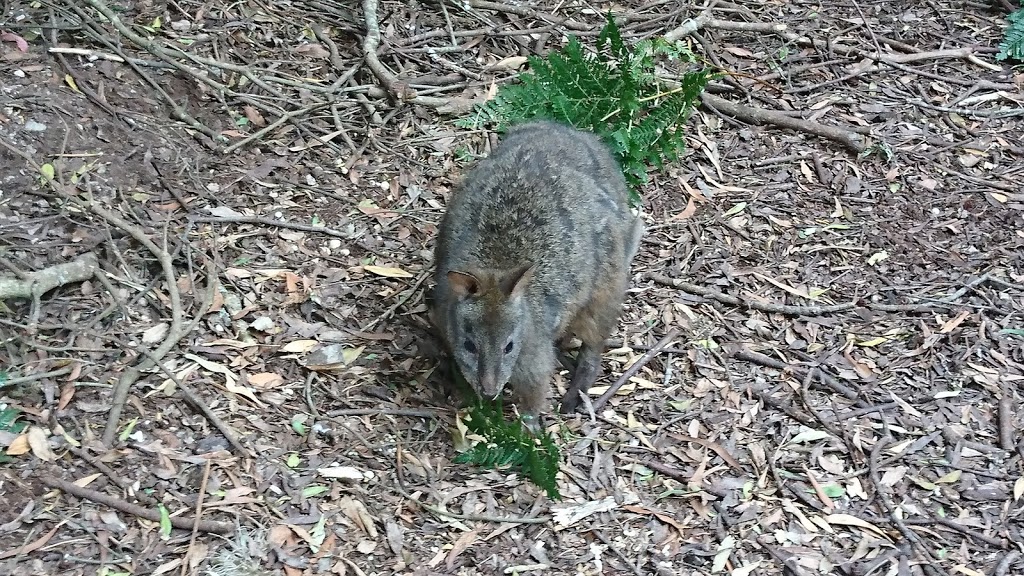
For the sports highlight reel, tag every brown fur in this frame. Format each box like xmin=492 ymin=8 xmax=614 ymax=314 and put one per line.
xmin=432 ymin=121 xmax=643 ymax=426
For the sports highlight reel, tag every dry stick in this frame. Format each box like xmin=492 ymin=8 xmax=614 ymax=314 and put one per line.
xmin=181 ymin=459 xmax=213 ymax=576
xmin=0 ymin=139 xmax=192 ymax=446
xmin=880 ymin=59 xmax=1016 ymax=91
xmin=73 ymin=1 xmax=223 ymax=142
xmin=64 ymin=445 xmax=159 ymax=507
xmin=137 ymin=344 xmax=248 ymax=456
xmin=360 ymin=269 xmax=430 ymax=332
xmin=0 ymin=251 xmax=98 ymax=300
xmin=47 ymin=46 xmax=173 ymax=68
xmin=663 ymin=433 xmax=745 ymax=471
xmin=647 ymin=272 xmax=995 ymax=315
xmin=0 ymin=522 xmax=64 ymax=561
xmin=80 ymin=200 xmax=187 ymax=447
xmin=901 ymin=517 xmax=1007 ymax=549
xmin=590 ymin=527 xmax=645 ymax=576
xmin=873 ymin=46 xmax=1002 ymax=71
xmin=78 ymin=0 xmax=287 ymax=101
xmin=360 ymin=0 xmax=451 ymax=110
xmin=76 ymin=1 xmax=350 ymax=150
xmin=756 ymin=58 xmax=853 ymax=82
xmin=466 ymin=0 xmax=590 ymax=31
xmin=998 ymin=379 xmax=1014 ymax=451
xmin=193 ymin=215 xmax=397 ymax=260
xmin=193 ymin=213 xmax=344 ymax=231
xmin=0 ymin=366 xmax=74 ymax=388
xmin=324 ymin=408 xmax=440 ymax=418
xmin=648 ymin=273 xmax=859 ymax=315
xmin=591 ymin=329 xmax=680 ymax=412
xmin=910 ymin=98 xmax=1024 ymax=120
xmin=666 ymin=12 xmax=790 ymax=41
xmin=924 ymin=158 xmax=1020 ymax=194
xmin=754 ymin=535 xmax=808 ymax=575
xmin=994 ymin=551 xmax=1022 ymax=576
xmin=701 ymin=93 xmax=867 ymax=153
xmin=40 ymin=476 xmax=234 ymax=535
xmin=362 ymin=0 xmax=405 ymax=97
xmin=730 ymin=348 xmax=863 ymax=404
xmin=869 ymin=425 xmax=951 ymax=576
xmin=222 ymin=103 xmax=330 ymax=154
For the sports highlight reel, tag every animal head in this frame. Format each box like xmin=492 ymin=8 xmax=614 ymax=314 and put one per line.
xmin=443 ymin=263 xmax=535 ymax=400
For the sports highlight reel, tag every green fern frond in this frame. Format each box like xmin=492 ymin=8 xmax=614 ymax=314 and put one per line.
xmin=461 ymin=14 xmax=712 ymax=206
xmin=453 ymin=398 xmax=562 ymax=499
xmin=996 ymin=9 xmax=1024 ymax=61
xmin=447 ymin=364 xmax=561 ymax=499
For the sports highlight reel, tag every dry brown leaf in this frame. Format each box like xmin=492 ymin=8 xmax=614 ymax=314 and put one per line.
xmin=27 ymin=427 xmax=56 ymax=462
xmin=247 ymin=372 xmax=285 ymax=390
xmin=338 ymin=497 xmax=379 ymax=538
xmin=824 ymin=514 xmax=889 ymax=539
xmin=364 ymin=265 xmax=414 ymax=278
xmin=939 ymin=310 xmax=970 ymax=333
xmin=445 ymin=528 xmax=481 ymax=570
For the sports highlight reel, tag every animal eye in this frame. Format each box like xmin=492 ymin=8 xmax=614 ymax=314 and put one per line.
xmin=464 ymin=340 xmax=477 ymax=354
xmin=504 ymin=341 xmax=514 ymax=354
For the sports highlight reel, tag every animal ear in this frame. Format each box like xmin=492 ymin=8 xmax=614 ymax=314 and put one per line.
xmin=501 ymin=263 xmax=535 ymax=297
xmin=447 ymin=270 xmax=481 ymax=298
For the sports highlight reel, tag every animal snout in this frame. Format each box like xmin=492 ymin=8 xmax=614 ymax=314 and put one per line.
xmin=479 ymin=374 xmax=503 ymax=400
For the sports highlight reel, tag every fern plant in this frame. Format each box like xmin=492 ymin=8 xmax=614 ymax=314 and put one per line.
xmin=997 ymin=9 xmax=1024 ymax=61
xmin=453 ymin=397 xmax=562 ymax=500
xmin=460 ymin=14 xmax=711 ymax=205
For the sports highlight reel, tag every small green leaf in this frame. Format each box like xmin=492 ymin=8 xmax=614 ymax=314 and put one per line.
xmin=291 ymin=414 xmax=308 ymax=435
xmin=308 ymin=514 xmax=327 ymax=553
xmin=39 ymin=163 xmax=55 ymax=183
xmin=286 ymin=452 xmax=301 ymax=468
xmin=821 ymin=484 xmax=846 ymax=498
xmin=158 ymin=504 xmax=172 ymax=539
xmin=302 ymin=484 xmax=329 ymax=498
xmin=722 ymin=202 xmax=747 ymax=217
xmin=118 ymin=418 xmax=138 ymax=442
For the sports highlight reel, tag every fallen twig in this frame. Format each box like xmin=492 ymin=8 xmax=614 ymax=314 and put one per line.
xmin=728 ymin=348 xmax=863 ymax=404
xmin=324 ymin=407 xmax=441 ymax=419
xmin=910 ymin=98 xmax=1024 ymax=119
xmin=0 ymin=253 xmax=98 ymax=300
xmin=591 ymin=329 xmax=680 ymax=412
xmin=466 ymin=0 xmax=590 ymax=31
xmin=701 ymin=93 xmax=868 ymax=153
xmin=40 ymin=476 xmax=234 ymax=534
xmin=999 ymin=379 xmax=1014 ymax=451
xmin=994 ymin=551 xmax=1022 ymax=576
xmin=182 ymin=460 xmax=214 ymax=576
xmin=361 ymin=0 xmax=470 ymax=113
xmin=872 ymin=46 xmax=1002 ymax=72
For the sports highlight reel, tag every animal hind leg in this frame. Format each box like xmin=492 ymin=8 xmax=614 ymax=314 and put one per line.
xmin=559 ymin=339 xmax=603 ymax=414
xmin=560 ymin=280 xmax=626 ymax=414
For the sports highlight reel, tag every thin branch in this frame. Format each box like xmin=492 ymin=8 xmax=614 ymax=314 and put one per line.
xmin=591 ymin=329 xmax=680 ymax=412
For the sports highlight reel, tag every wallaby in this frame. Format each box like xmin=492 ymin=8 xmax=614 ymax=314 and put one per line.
xmin=432 ymin=121 xmax=643 ymax=428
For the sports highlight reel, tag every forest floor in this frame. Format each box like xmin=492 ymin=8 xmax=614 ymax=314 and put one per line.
xmin=1 ymin=1 xmax=1023 ymax=575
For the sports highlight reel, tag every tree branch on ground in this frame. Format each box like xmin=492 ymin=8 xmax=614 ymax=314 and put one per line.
xmin=0 ymin=253 xmax=98 ymax=300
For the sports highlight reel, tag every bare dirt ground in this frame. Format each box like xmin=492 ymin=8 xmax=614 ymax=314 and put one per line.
xmin=2 ymin=1 xmax=1023 ymax=575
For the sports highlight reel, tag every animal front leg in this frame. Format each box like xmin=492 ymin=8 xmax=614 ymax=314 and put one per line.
xmin=513 ymin=377 xmax=549 ymax=432
xmin=511 ymin=344 xmax=556 ymax=432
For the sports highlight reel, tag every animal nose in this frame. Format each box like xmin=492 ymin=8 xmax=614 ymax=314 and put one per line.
xmin=479 ymin=371 xmax=502 ymax=399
